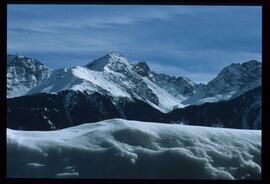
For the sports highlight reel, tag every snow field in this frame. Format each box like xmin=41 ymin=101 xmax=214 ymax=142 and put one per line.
xmin=7 ymin=119 xmax=261 ymax=179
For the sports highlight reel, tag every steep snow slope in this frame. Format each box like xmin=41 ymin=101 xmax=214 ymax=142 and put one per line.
xmin=7 ymin=119 xmax=261 ymax=179
xmin=142 ymin=77 xmax=185 ymax=111
xmin=27 ymin=53 xmax=188 ymax=112
xmin=85 ymin=52 xmax=131 ymax=72
xmin=27 ymin=66 xmax=130 ymax=98
xmin=7 ymin=55 xmax=52 ymax=98
xmin=133 ymin=61 xmax=197 ymax=98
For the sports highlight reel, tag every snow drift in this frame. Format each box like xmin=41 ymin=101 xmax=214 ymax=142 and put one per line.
xmin=7 ymin=119 xmax=261 ymax=179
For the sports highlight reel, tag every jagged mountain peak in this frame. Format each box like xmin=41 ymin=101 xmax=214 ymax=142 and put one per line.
xmin=132 ymin=61 xmax=197 ymax=97
xmin=107 ymin=52 xmax=123 ymax=57
xmin=133 ymin=61 xmax=151 ymax=76
xmin=241 ymin=60 xmax=261 ymax=68
xmin=242 ymin=59 xmax=260 ymax=64
xmin=85 ymin=52 xmax=131 ymax=72
xmin=7 ymin=54 xmax=52 ymax=98
xmin=175 ymin=76 xmax=196 ymax=87
xmin=7 ymin=54 xmax=47 ymax=68
xmin=206 ymin=60 xmax=261 ymax=97
xmin=224 ymin=60 xmax=261 ymax=71
xmin=214 ymin=60 xmax=261 ymax=80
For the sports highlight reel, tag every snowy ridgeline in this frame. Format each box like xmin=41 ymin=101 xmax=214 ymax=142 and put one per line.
xmin=7 ymin=119 xmax=261 ymax=179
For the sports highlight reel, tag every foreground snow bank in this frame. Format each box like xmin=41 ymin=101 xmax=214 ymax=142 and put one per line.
xmin=7 ymin=119 xmax=261 ymax=179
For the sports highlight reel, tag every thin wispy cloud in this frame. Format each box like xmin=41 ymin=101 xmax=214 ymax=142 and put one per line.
xmin=7 ymin=5 xmax=191 ymax=30
xmin=7 ymin=5 xmax=261 ymax=83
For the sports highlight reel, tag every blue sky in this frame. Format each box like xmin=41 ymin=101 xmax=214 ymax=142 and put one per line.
xmin=7 ymin=5 xmax=261 ymax=83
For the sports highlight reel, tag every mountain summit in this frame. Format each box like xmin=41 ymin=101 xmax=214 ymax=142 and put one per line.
xmin=7 ymin=55 xmax=52 ymax=98
xmin=206 ymin=60 xmax=261 ymax=96
xmin=85 ymin=52 xmax=131 ymax=72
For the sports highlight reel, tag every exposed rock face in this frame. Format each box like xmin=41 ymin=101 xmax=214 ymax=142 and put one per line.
xmin=7 ymin=55 xmax=52 ymax=98
xmin=206 ymin=60 xmax=261 ymax=96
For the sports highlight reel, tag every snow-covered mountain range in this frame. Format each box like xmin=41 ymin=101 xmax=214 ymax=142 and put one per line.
xmin=7 ymin=53 xmax=261 ymax=111
xmin=6 ymin=53 xmax=261 ymax=130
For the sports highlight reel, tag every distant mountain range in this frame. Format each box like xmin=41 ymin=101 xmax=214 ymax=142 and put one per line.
xmin=7 ymin=53 xmax=261 ymax=130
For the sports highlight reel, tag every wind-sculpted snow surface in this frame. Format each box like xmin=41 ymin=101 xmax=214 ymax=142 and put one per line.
xmin=7 ymin=119 xmax=261 ymax=179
